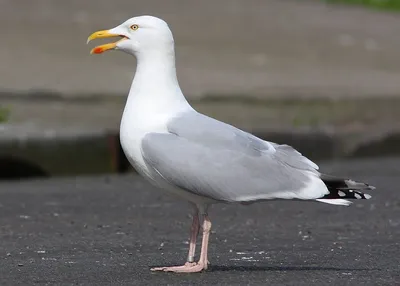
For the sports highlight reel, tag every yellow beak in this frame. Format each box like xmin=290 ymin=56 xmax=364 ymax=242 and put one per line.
xmin=87 ymin=30 xmax=126 ymax=54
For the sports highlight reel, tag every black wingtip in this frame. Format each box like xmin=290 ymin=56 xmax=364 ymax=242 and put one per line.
xmin=321 ymin=176 xmax=375 ymax=200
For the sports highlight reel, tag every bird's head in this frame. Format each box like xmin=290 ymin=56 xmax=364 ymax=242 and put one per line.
xmin=87 ymin=15 xmax=174 ymax=56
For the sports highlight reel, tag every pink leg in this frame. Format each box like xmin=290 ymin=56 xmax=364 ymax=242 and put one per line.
xmin=150 ymin=213 xmax=212 ymax=273
xmin=151 ymin=208 xmax=201 ymax=272
xmin=197 ymin=214 xmax=212 ymax=270
xmin=187 ymin=211 xmax=200 ymax=263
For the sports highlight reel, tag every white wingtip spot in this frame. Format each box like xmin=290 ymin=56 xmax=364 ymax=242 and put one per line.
xmin=338 ymin=191 xmax=346 ymax=197
xmin=364 ymin=194 xmax=372 ymax=199
xmin=354 ymin=193 xmax=362 ymax=199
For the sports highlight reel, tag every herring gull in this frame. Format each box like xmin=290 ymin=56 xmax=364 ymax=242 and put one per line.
xmin=87 ymin=15 xmax=375 ymax=273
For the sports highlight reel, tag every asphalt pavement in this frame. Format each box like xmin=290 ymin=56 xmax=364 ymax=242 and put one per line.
xmin=0 ymin=157 xmax=399 ymax=285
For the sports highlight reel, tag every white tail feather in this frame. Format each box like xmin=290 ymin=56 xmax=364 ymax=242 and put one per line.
xmin=316 ymin=199 xmax=352 ymax=206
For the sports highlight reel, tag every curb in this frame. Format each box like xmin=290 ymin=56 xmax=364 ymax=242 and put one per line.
xmin=1 ymin=126 xmax=399 ymax=180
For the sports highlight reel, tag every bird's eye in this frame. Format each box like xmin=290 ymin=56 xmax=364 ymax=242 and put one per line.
xmin=130 ymin=24 xmax=139 ymax=31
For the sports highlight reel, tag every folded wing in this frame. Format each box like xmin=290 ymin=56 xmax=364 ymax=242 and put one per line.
xmin=141 ymin=111 xmax=327 ymax=202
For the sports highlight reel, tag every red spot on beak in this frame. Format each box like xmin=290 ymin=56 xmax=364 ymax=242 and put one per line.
xmin=92 ymin=47 xmax=104 ymax=54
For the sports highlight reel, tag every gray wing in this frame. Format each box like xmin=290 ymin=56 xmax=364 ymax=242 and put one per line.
xmin=141 ymin=111 xmax=323 ymax=202
xmin=167 ymin=112 xmax=318 ymax=171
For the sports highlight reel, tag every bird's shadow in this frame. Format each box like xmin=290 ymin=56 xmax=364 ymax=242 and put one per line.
xmin=209 ymin=265 xmax=374 ymax=272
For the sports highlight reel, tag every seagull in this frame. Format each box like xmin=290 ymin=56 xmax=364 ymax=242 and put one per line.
xmin=87 ymin=15 xmax=375 ymax=273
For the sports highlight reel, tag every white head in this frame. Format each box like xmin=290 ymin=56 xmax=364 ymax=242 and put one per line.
xmin=87 ymin=15 xmax=174 ymax=57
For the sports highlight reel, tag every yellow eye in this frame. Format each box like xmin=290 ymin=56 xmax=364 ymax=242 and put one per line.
xmin=130 ymin=24 xmax=139 ymax=31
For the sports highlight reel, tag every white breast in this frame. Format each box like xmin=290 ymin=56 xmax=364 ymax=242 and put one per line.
xmin=119 ymin=103 xmax=215 ymax=205
xmin=119 ymin=107 xmax=168 ymax=179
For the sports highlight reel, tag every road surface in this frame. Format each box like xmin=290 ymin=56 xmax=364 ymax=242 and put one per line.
xmin=0 ymin=157 xmax=399 ymax=285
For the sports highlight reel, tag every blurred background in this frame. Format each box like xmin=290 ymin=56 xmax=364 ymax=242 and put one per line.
xmin=1 ymin=0 xmax=400 ymax=180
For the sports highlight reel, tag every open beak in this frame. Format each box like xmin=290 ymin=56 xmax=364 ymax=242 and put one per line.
xmin=87 ymin=30 xmax=128 ymax=54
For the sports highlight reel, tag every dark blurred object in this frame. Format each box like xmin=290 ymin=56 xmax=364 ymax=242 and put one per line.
xmin=0 ymin=156 xmax=48 ymax=180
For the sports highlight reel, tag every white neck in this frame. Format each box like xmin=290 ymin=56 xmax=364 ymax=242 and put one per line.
xmin=118 ymin=45 xmax=193 ymax=173
xmin=122 ymin=47 xmax=192 ymax=120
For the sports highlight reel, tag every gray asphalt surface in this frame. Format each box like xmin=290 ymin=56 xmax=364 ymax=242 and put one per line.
xmin=0 ymin=157 xmax=399 ymax=285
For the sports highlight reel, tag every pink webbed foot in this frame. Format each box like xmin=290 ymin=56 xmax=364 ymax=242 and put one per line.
xmin=150 ymin=262 xmax=206 ymax=273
